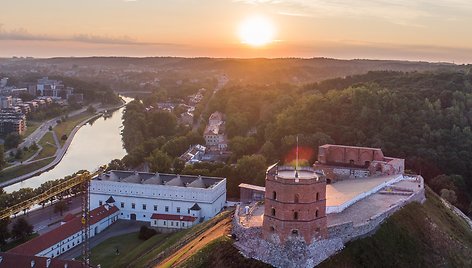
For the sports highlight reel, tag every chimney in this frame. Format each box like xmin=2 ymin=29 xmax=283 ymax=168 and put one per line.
xmin=46 ymin=258 xmax=51 ymax=267
xmin=31 ymin=260 xmax=35 ymax=267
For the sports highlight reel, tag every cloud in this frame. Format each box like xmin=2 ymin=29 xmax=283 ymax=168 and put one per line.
xmin=235 ymin=0 xmax=472 ymax=26
xmin=0 ymin=25 xmax=176 ymax=47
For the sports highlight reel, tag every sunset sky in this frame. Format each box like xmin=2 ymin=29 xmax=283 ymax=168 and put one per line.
xmin=1 ymin=0 xmax=472 ymax=63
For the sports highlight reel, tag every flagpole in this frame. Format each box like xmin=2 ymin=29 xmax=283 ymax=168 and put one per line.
xmin=295 ymin=135 xmax=299 ymax=178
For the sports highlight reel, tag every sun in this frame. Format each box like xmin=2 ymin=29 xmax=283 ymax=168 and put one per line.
xmin=238 ymin=16 xmax=276 ymax=47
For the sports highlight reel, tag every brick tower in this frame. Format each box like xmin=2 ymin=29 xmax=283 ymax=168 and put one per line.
xmin=262 ymin=164 xmax=327 ymax=244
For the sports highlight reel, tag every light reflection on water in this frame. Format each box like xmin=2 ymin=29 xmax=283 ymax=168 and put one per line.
xmin=4 ymin=98 xmax=132 ymax=193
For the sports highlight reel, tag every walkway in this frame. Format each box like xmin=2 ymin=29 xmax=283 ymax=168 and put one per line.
xmin=58 ymin=220 xmax=146 ymax=260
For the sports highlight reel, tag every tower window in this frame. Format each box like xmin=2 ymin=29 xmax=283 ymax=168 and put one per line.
xmin=315 ymin=209 xmax=319 ymax=218
xmin=294 ymin=194 xmax=299 ymax=203
xmin=316 ymin=192 xmax=320 ymax=201
xmin=271 ymin=207 xmax=276 ymax=216
xmin=294 ymin=211 xmax=298 ymax=220
xmin=272 ymin=191 xmax=277 ymax=200
xmin=291 ymin=229 xmax=299 ymax=236
xmin=270 ymin=226 xmax=275 ymax=232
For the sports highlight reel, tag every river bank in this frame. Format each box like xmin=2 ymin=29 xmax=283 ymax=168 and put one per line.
xmin=0 ymin=99 xmax=128 ymax=189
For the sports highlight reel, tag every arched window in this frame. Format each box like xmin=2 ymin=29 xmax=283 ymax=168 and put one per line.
xmin=271 ymin=207 xmax=276 ymax=216
xmin=291 ymin=229 xmax=299 ymax=236
xmin=294 ymin=194 xmax=300 ymax=203
xmin=294 ymin=211 xmax=298 ymax=220
xmin=270 ymin=226 xmax=275 ymax=232
xmin=316 ymin=192 xmax=320 ymax=201
xmin=272 ymin=191 xmax=277 ymax=200
xmin=315 ymin=209 xmax=319 ymax=218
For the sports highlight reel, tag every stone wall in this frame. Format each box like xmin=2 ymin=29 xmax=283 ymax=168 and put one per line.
xmin=328 ymin=187 xmax=425 ymax=243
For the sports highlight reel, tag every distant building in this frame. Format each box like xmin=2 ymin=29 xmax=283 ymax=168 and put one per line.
xmin=179 ymin=111 xmax=194 ymax=126
xmin=0 ymin=109 xmax=26 ymax=135
xmin=9 ymin=204 xmax=119 ymax=258
xmin=0 ymin=96 xmax=13 ymax=109
xmin=204 ymin=111 xmax=228 ymax=151
xmin=36 ymin=77 xmax=65 ymax=98
xmin=314 ymin=144 xmax=404 ymax=183
xmin=239 ymin=183 xmax=265 ymax=204
xmin=90 ymin=170 xmax=227 ymax=229
xmin=179 ymin=144 xmax=206 ymax=164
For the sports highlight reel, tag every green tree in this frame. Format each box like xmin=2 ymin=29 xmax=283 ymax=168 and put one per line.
xmin=146 ymin=149 xmax=172 ymax=173
xmin=440 ymin=189 xmax=458 ymax=205
xmin=162 ymin=136 xmax=190 ymax=158
xmin=0 ymin=144 xmax=5 ymax=170
xmin=15 ymin=149 xmax=23 ymax=160
xmin=4 ymin=133 xmax=20 ymax=149
xmin=0 ymin=218 xmax=9 ymax=245
xmin=260 ymin=141 xmax=277 ymax=163
xmin=11 ymin=218 xmax=33 ymax=240
xmin=107 ymin=159 xmax=126 ymax=171
xmin=54 ymin=200 xmax=69 ymax=216
xmin=235 ymin=154 xmax=267 ymax=186
xmin=173 ymin=158 xmax=186 ymax=174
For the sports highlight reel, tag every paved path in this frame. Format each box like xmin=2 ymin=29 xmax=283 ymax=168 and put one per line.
xmin=58 ymin=220 xmax=147 ymax=260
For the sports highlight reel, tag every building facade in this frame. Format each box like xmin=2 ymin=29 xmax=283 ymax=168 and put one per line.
xmin=90 ymin=170 xmax=227 ymax=227
xmin=262 ymin=164 xmax=327 ymax=244
xmin=9 ymin=204 xmax=119 ymax=258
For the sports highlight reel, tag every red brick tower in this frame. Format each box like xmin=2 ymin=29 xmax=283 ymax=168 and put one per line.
xmin=262 ymin=164 xmax=327 ymax=244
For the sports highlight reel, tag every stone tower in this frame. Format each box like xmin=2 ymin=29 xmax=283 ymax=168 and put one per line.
xmin=262 ymin=164 xmax=327 ymax=244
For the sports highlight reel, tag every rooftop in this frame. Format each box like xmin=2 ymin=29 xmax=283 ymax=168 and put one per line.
xmin=96 ymin=170 xmax=225 ymax=189
xmin=0 ymin=252 xmax=84 ymax=268
xmin=9 ymin=205 xmax=119 ymax=256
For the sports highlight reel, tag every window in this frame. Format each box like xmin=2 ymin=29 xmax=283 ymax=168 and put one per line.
xmin=99 ymin=201 xmax=103 ymax=206
xmin=316 ymin=192 xmax=320 ymax=201
xmin=188 ymin=209 xmax=190 ymax=214
xmin=177 ymin=207 xmax=181 ymax=213
xmin=291 ymin=229 xmax=299 ymax=236
xmin=294 ymin=194 xmax=300 ymax=203
xmin=165 ymin=206 xmax=169 ymax=212
xmin=272 ymin=191 xmax=277 ymax=200
xmin=315 ymin=209 xmax=319 ymax=218
xmin=271 ymin=208 xmax=275 ymax=216
xmin=294 ymin=211 xmax=298 ymax=220
xmin=120 ymin=202 xmax=124 ymax=208
xmin=143 ymin=204 xmax=147 ymax=210
xmin=164 ymin=221 xmax=166 ymax=225
xmin=171 ymin=222 xmax=174 ymax=226
xmin=270 ymin=226 xmax=275 ymax=232
xmin=182 ymin=222 xmax=185 ymax=227
xmin=131 ymin=203 xmax=135 ymax=209
xmin=154 ymin=205 xmax=158 ymax=211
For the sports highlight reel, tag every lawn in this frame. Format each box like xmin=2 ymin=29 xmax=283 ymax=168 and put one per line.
xmin=0 ymin=158 xmax=54 ymax=183
xmin=89 ymin=232 xmax=170 ymax=268
xmin=22 ymin=121 xmax=42 ymax=138
xmin=54 ymin=112 xmax=95 ymax=146
xmin=6 ymin=147 xmax=38 ymax=163
xmin=33 ymin=132 xmax=57 ymax=160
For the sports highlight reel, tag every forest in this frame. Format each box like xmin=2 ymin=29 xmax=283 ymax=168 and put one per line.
xmin=119 ymin=69 xmax=472 ymax=215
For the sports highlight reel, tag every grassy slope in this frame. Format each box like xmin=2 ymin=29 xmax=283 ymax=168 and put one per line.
xmin=177 ymin=188 xmax=472 ymax=268
xmin=54 ymin=112 xmax=94 ymax=146
xmin=0 ymin=158 xmax=54 ymax=183
xmin=33 ymin=132 xmax=57 ymax=160
xmin=178 ymin=236 xmax=271 ymax=268
xmin=319 ymin=188 xmax=472 ymax=268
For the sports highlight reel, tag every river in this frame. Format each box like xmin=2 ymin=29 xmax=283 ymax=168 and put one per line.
xmin=4 ymin=97 xmax=131 ymax=193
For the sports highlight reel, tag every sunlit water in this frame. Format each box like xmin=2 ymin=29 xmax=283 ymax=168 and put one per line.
xmin=4 ymin=97 xmax=132 ymax=193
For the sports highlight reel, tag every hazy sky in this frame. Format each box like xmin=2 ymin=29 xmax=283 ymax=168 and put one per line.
xmin=1 ymin=0 xmax=472 ymax=62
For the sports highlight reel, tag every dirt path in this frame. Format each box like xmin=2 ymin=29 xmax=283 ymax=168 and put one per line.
xmin=157 ymin=217 xmax=232 ymax=268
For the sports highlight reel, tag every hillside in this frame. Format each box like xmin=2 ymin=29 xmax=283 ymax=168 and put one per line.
xmin=176 ymin=188 xmax=472 ymax=268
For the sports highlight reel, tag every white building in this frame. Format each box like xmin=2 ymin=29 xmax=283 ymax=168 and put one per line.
xmin=90 ymin=170 xmax=227 ymax=229
xmin=179 ymin=144 xmax=206 ymax=164
xmin=9 ymin=204 xmax=119 ymax=258
xmin=204 ymin=111 xmax=228 ymax=151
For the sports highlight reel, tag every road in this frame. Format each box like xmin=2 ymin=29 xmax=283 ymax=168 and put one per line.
xmin=9 ymin=196 xmax=83 ymax=235
xmin=192 ymin=75 xmax=228 ymax=132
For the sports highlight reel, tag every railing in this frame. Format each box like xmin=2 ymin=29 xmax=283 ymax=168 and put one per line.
xmin=0 ymin=167 xmax=105 ymax=220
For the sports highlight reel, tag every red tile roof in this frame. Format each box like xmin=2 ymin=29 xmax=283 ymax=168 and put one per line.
xmin=151 ymin=213 xmax=196 ymax=222
xmin=9 ymin=205 xmax=119 ymax=256
xmin=0 ymin=252 xmax=84 ymax=268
